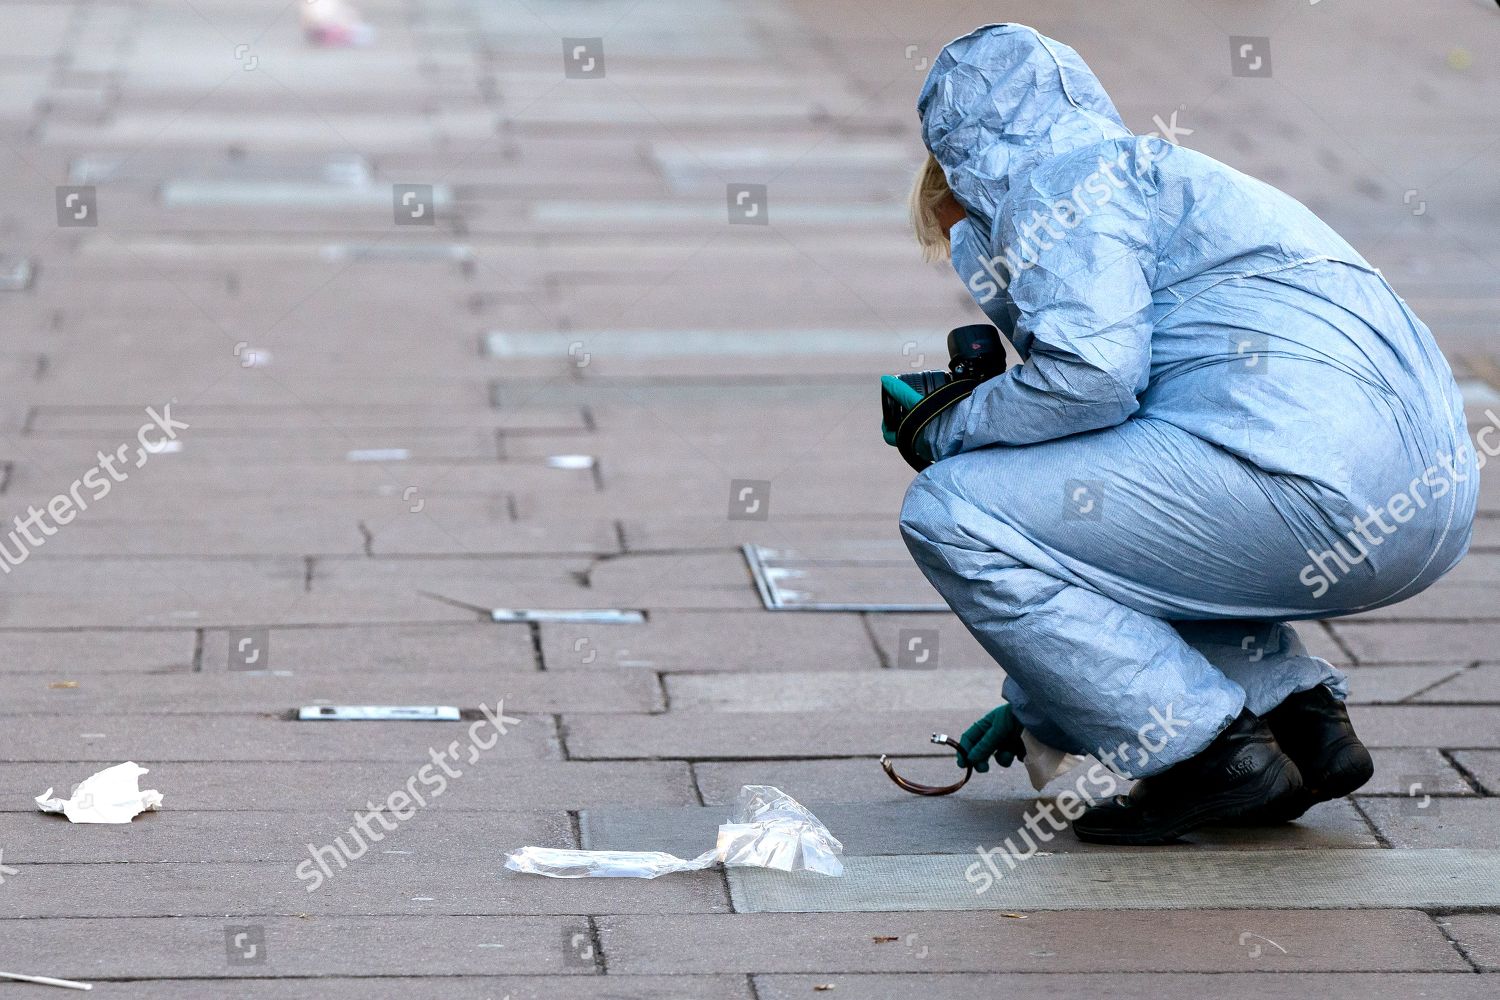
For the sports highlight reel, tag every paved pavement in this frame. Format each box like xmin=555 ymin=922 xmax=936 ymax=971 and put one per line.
xmin=0 ymin=0 xmax=1497 ymax=995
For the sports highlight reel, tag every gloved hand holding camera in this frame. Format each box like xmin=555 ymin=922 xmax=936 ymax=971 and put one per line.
xmin=881 ymin=324 xmax=1008 ymax=470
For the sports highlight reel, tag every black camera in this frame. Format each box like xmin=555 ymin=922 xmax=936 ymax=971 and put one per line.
xmin=882 ymin=324 xmax=1008 ymax=432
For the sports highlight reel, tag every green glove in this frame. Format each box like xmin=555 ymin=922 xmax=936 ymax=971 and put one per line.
xmin=880 ymin=375 xmax=924 ymax=446
xmin=956 ymin=704 xmax=1027 ymax=772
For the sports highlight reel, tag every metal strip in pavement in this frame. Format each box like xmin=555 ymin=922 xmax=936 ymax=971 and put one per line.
xmin=744 ymin=544 xmax=946 ymax=612
xmin=491 ymin=608 xmax=645 ymax=624
xmin=728 ymin=849 xmax=1500 ymax=912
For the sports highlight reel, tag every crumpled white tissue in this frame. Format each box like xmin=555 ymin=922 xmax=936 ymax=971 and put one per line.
xmin=35 ymin=761 xmax=163 ymax=823
xmin=504 ymin=785 xmax=843 ymax=879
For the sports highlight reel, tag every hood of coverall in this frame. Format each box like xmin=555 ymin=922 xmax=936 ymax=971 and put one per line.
xmin=917 ymin=24 xmax=1134 ymax=238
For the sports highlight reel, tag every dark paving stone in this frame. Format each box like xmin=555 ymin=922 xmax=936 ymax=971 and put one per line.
xmin=664 ymin=669 xmax=1003 ymax=712
xmin=0 ymin=860 xmax=728 ymax=917
xmin=0 ymin=760 xmax=696 ymax=811
xmin=754 ymin=973 xmax=1498 ymax=1000
xmin=599 ymin=910 xmax=1465 ymax=973
xmin=570 ymin=706 xmax=1500 ymax=759
xmin=565 ymin=711 xmax=990 ymax=760
xmin=694 ymin=757 xmax=1042 ymax=805
xmin=0 ymin=714 xmax=559 ymax=762
xmin=0 ymin=916 xmax=598 ymax=977
xmin=0 ymin=977 xmax=753 ymax=999
xmin=0 ymin=808 xmax=573 ymax=863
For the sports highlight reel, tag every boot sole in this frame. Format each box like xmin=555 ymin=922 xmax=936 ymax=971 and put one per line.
xmin=1072 ymin=756 xmax=1303 ymax=846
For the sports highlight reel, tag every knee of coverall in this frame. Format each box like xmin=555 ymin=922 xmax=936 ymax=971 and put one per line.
xmin=898 ymin=471 xmax=953 ymax=563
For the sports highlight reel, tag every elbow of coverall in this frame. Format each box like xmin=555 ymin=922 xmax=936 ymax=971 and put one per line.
xmin=921 ymin=360 xmax=1142 ymax=460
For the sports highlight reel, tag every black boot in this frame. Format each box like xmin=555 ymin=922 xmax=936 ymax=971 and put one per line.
xmin=1260 ymin=684 xmax=1374 ymax=819
xmin=1072 ymin=710 xmax=1303 ymax=845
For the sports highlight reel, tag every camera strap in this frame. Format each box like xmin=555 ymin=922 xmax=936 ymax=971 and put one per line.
xmin=894 ymin=378 xmax=977 ymax=472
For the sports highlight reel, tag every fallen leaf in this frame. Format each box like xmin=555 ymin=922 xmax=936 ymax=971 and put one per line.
xmin=872 ymin=935 xmax=899 ymax=943
xmin=48 ymin=681 xmax=79 ymax=689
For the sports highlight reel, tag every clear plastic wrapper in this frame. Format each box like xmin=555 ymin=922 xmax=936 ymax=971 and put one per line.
xmin=503 ymin=785 xmax=843 ymax=879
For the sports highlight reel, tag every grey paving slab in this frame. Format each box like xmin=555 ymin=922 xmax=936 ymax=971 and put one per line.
xmin=564 ymin=711 xmax=985 ymax=760
xmin=0 ymin=759 xmax=696 ymax=810
xmin=694 ymin=757 xmax=1048 ymax=805
xmin=1362 ymin=747 xmax=1478 ymax=795
xmin=1451 ymin=750 xmax=1500 ymax=794
xmin=0 ymin=630 xmax=193 ymax=674
xmin=599 ymin=910 xmax=1464 ymax=973
xmin=1345 ymin=706 xmax=1500 ymax=747
xmin=665 ymin=670 xmax=1004 ymax=713
xmin=2 ymin=458 xmax=541 ymax=500
xmin=1355 ymin=799 xmax=1500 ymax=849
xmin=0 ymin=557 xmax=362 ymax=629
xmin=575 ymin=705 xmax=1500 ymax=759
xmin=1340 ymin=664 xmax=1467 ymax=702
xmin=24 ymin=427 xmax=507 ymax=462
xmin=1447 ymin=915 xmax=1500 ymax=972
xmin=0 ymin=860 xmax=728 ymax=918
xmin=0 ymin=977 xmax=754 ymax=999
xmin=1332 ymin=621 xmax=1500 ymax=663
xmin=619 ymin=514 xmax=896 ymax=556
xmin=1412 ymin=665 xmax=1500 ymax=702
xmin=582 ymin=798 xmax=1376 ymax=858
xmin=0 ymin=808 xmax=572 ymax=863
xmin=540 ymin=610 xmax=881 ymax=672
xmin=197 ymin=623 xmax=536 ymax=674
xmin=0 ymin=916 xmax=597 ymax=977
xmin=1472 ymin=515 xmax=1500 ymax=548
xmin=0 ymin=714 xmax=559 ymax=762
xmin=7 ymin=514 xmax=368 ymax=558
xmin=367 ymin=505 xmax=623 ymax=556
xmin=745 ymin=542 xmax=945 ymax=611
xmin=866 ymin=612 xmax=1011 ymax=670
xmin=309 ymin=555 xmax=597 ymax=614
xmin=1341 ymin=583 xmax=1500 ymax=622
xmin=29 ymin=404 xmax=579 ymax=434
xmin=584 ymin=552 xmax=764 ymax=611
xmin=0 ymin=666 xmax=660 ymax=714
xmin=728 ymin=850 xmax=1500 ymax=914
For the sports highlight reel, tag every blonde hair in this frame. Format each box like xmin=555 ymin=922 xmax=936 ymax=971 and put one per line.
xmin=909 ymin=152 xmax=954 ymax=263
